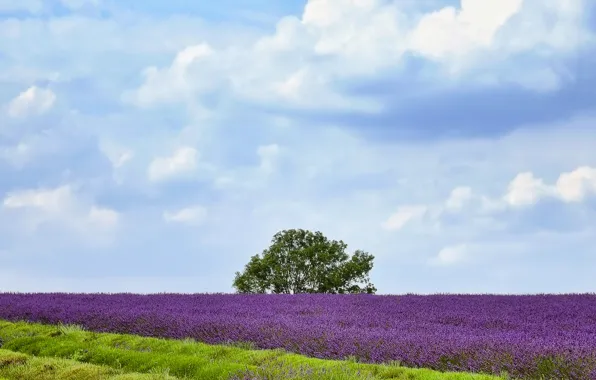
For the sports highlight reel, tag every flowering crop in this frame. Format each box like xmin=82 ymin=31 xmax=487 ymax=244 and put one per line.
xmin=1 ymin=293 xmax=595 ymax=379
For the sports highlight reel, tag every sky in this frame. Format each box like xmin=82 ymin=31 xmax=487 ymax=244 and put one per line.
xmin=1 ymin=0 xmax=596 ymax=294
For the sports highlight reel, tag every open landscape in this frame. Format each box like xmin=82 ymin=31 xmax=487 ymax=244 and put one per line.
xmin=1 ymin=293 xmax=595 ymax=379
xmin=2 ymin=0 xmax=596 ymax=379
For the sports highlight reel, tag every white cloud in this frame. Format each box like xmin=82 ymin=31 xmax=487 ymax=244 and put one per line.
xmin=408 ymin=0 xmax=523 ymax=60
xmin=125 ymin=43 xmax=217 ymax=108
xmin=125 ymin=0 xmax=591 ymax=111
xmin=163 ymin=206 xmax=207 ymax=225
xmin=555 ymin=166 xmax=596 ymax=203
xmin=383 ymin=164 xmax=596 ymax=237
xmin=7 ymin=86 xmax=56 ymax=118
xmin=382 ymin=205 xmax=427 ymax=230
xmin=147 ymin=146 xmax=198 ymax=182
xmin=502 ymin=167 xmax=596 ymax=206
xmin=300 ymin=0 xmax=407 ymax=71
xmin=406 ymin=0 xmax=589 ymax=82
xmin=428 ymin=244 xmax=468 ymax=266
xmin=503 ymin=172 xmax=551 ymax=207
xmin=3 ymin=185 xmax=72 ymax=212
xmin=2 ymin=185 xmax=119 ymax=233
xmin=127 ymin=0 xmax=398 ymax=110
xmin=445 ymin=186 xmax=473 ymax=210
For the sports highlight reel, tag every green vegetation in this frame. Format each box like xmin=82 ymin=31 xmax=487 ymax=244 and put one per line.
xmin=233 ymin=228 xmax=377 ymax=294
xmin=0 ymin=320 xmax=506 ymax=380
xmin=0 ymin=348 xmax=178 ymax=379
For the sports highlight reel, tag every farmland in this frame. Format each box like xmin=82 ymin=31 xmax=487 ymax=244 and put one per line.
xmin=0 ymin=321 xmax=501 ymax=380
xmin=1 ymin=293 xmax=595 ymax=379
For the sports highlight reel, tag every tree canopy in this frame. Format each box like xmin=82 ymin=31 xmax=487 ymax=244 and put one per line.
xmin=233 ymin=229 xmax=376 ymax=294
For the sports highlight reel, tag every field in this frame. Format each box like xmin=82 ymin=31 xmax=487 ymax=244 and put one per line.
xmin=1 ymin=293 xmax=595 ymax=379
xmin=0 ymin=321 xmax=500 ymax=380
xmin=0 ymin=347 xmax=178 ymax=380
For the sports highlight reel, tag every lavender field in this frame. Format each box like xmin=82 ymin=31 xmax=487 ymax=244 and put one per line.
xmin=1 ymin=293 xmax=595 ymax=379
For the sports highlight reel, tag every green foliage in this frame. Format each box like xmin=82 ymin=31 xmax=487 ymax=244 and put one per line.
xmin=233 ymin=229 xmax=377 ymax=294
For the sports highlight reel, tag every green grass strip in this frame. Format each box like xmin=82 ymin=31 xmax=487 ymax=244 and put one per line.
xmin=0 ymin=320 xmax=507 ymax=380
xmin=0 ymin=348 xmax=179 ymax=379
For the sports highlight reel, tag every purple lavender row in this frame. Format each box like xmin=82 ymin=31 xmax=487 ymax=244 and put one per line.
xmin=1 ymin=293 xmax=596 ymax=379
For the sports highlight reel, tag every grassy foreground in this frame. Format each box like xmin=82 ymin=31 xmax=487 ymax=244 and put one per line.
xmin=0 ymin=348 xmax=179 ymax=379
xmin=0 ymin=320 xmax=506 ymax=380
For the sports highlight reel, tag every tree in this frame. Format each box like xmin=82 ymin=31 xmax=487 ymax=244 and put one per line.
xmin=233 ymin=229 xmax=376 ymax=294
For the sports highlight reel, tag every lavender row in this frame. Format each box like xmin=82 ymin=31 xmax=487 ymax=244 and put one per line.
xmin=1 ymin=293 xmax=596 ymax=379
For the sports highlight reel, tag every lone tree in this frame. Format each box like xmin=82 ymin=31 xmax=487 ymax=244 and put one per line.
xmin=233 ymin=229 xmax=376 ymax=294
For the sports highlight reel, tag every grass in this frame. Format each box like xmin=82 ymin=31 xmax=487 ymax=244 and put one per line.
xmin=0 ymin=320 xmax=507 ymax=380
xmin=0 ymin=348 xmax=179 ymax=379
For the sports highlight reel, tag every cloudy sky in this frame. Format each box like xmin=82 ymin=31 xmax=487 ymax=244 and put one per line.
xmin=1 ymin=0 xmax=595 ymax=294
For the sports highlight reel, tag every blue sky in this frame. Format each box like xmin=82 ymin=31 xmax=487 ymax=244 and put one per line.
xmin=1 ymin=0 xmax=596 ymax=294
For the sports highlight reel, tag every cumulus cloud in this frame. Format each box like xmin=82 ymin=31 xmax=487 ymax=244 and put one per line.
xmin=383 ymin=165 xmax=596 ymax=239
xmin=147 ymin=146 xmax=198 ymax=182
xmin=407 ymin=0 xmax=588 ymax=81
xmin=127 ymin=38 xmax=379 ymax=112
xmin=126 ymin=44 xmax=216 ymax=108
xmin=163 ymin=206 xmax=207 ymax=226
xmin=3 ymin=185 xmax=71 ymax=212
xmin=504 ymin=167 xmax=596 ymax=206
xmin=457 ymin=166 xmax=596 ymax=211
xmin=2 ymin=185 xmax=119 ymax=232
xmin=408 ymin=0 xmax=523 ymax=60
xmin=7 ymin=86 xmax=56 ymax=118
xmin=454 ymin=166 xmax=596 ymax=212
xmin=298 ymin=0 xmax=407 ymax=71
xmin=555 ymin=166 xmax=596 ymax=203
xmin=125 ymin=0 xmax=592 ymax=112
xmin=503 ymin=172 xmax=551 ymax=207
